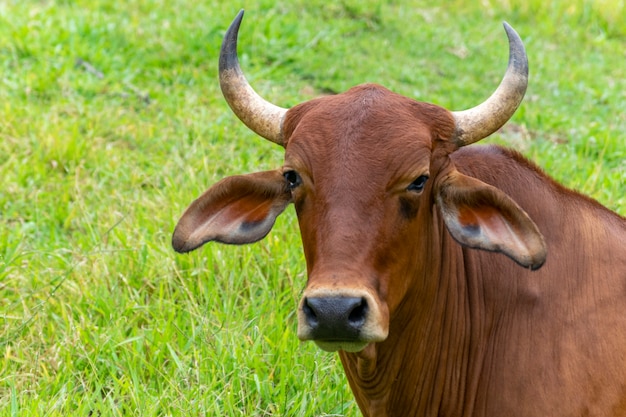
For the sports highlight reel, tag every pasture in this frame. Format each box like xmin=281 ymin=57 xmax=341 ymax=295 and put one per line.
xmin=1 ymin=0 xmax=624 ymax=415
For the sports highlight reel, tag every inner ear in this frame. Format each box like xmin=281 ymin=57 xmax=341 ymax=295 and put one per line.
xmin=436 ymin=171 xmax=547 ymax=270
xmin=172 ymin=170 xmax=292 ymax=253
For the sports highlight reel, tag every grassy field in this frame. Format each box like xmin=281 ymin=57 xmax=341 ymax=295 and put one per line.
xmin=0 ymin=0 xmax=624 ymax=415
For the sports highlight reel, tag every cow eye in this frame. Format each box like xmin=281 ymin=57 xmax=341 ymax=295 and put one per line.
xmin=407 ymin=175 xmax=429 ymax=192
xmin=283 ymin=170 xmax=301 ymax=189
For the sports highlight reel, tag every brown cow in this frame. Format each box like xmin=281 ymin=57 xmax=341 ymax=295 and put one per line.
xmin=172 ymin=10 xmax=626 ymax=417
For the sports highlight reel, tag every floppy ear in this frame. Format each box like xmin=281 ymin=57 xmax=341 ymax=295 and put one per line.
xmin=172 ymin=170 xmax=292 ymax=253
xmin=435 ymin=171 xmax=547 ymax=270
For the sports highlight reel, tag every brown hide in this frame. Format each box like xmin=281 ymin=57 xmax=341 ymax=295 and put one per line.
xmin=336 ymin=145 xmax=626 ymax=417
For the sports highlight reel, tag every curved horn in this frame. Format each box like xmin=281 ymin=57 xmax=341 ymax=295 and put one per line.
xmin=219 ymin=10 xmax=287 ymax=145
xmin=452 ymin=22 xmax=528 ymax=147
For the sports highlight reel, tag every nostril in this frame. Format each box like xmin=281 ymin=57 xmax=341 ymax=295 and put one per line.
xmin=302 ymin=297 xmax=319 ymax=327
xmin=348 ymin=297 xmax=368 ymax=327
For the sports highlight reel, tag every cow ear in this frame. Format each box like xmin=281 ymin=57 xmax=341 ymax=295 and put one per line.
xmin=172 ymin=170 xmax=292 ymax=253
xmin=435 ymin=171 xmax=547 ymax=270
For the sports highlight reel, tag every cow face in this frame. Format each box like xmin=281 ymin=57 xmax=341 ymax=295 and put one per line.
xmin=172 ymin=11 xmax=546 ymax=353
xmin=281 ymin=86 xmax=453 ymax=352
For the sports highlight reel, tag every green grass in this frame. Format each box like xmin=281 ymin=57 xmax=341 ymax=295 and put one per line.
xmin=0 ymin=0 xmax=624 ymax=415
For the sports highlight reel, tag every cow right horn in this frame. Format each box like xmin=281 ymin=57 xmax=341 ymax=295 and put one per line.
xmin=219 ymin=10 xmax=288 ymax=146
xmin=451 ymin=22 xmax=528 ymax=147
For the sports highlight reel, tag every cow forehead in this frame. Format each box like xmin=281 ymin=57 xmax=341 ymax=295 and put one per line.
xmin=282 ymin=84 xmax=451 ymax=182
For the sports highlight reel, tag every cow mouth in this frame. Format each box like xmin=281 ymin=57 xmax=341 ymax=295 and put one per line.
xmin=313 ymin=340 xmax=371 ymax=353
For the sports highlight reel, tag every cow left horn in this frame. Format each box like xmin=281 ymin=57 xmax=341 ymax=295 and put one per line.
xmin=452 ymin=22 xmax=528 ymax=147
xmin=219 ymin=10 xmax=288 ymax=145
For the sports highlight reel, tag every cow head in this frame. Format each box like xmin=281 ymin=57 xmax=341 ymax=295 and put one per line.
xmin=172 ymin=10 xmax=546 ymax=353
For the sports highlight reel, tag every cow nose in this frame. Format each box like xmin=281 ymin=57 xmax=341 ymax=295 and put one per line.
xmin=302 ymin=296 xmax=368 ymax=339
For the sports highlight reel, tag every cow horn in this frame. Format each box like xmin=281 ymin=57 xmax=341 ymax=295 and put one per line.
xmin=219 ymin=10 xmax=287 ymax=145
xmin=452 ymin=22 xmax=528 ymax=147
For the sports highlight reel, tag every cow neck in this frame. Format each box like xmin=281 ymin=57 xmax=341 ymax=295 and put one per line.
xmin=338 ymin=206 xmax=482 ymax=417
